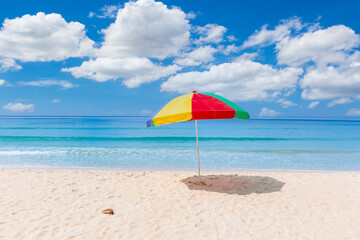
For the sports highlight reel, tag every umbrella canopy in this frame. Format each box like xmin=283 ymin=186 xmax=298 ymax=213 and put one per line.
xmin=146 ymin=91 xmax=249 ymax=184
xmin=147 ymin=91 xmax=249 ymax=127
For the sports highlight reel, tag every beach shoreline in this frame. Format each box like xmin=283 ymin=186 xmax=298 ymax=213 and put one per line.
xmin=1 ymin=169 xmax=359 ymax=239
xmin=2 ymin=166 xmax=360 ymax=173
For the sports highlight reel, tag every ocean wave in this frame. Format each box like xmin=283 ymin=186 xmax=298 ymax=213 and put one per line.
xmin=0 ymin=135 xmax=355 ymax=142
xmin=0 ymin=127 xmax=142 ymax=130
xmin=0 ymin=147 xmax=358 ymax=156
xmin=1 ymin=147 xmax=359 ymax=171
xmin=0 ymin=150 xmax=65 ymax=155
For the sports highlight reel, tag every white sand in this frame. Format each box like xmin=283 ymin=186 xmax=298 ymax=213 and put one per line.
xmin=0 ymin=169 xmax=360 ymax=239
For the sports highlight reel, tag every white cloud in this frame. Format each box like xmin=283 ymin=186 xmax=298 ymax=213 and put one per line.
xmin=0 ymin=79 xmax=5 ymax=86
xmin=52 ymin=99 xmax=60 ymax=103
xmin=161 ymin=59 xmax=303 ymax=101
xmin=227 ymin=35 xmax=237 ymax=42
xmin=62 ymin=0 xmax=241 ymax=88
xmin=276 ymin=98 xmax=297 ymax=108
xmin=241 ymin=19 xmax=360 ymax=103
xmin=219 ymin=44 xmax=240 ymax=55
xmin=301 ymin=62 xmax=360 ymax=100
xmin=327 ymin=98 xmax=353 ymax=107
xmin=242 ymin=18 xmax=360 ymax=101
xmin=3 ymin=102 xmax=34 ymax=112
xmin=140 ymin=109 xmax=152 ymax=115
xmin=89 ymin=5 xmax=120 ymax=19
xmin=281 ymin=101 xmax=297 ymax=108
xmin=346 ymin=108 xmax=360 ymax=116
xmin=173 ymin=58 xmax=201 ymax=67
xmin=0 ymin=57 xmax=22 ymax=72
xmin=65 ymin=0 xmax=189 ymax=88
xmin=186 ymin=12 xmax=196 ymax=20
xmin=194 ymin=24 xmax=227 ymax=44
xmin=0 ymin=12 xmax=94 ymax=62
xmin=277 ymin=25 xmax=360 ymax=67
xmin=63 ymin=57 xmax=180 ymax=87
xmin=19 ymin=80 xmax=76 ymax=89
xmin=351 ymin=62 xmax=360 ymax=67
xmin=283 ymin=88 xmax=296 ymax=97
xmin=174 ymin=45 xmax=218 ymax=66
xmin=233 ymin=52 xmax=259 ymax=61
xmin=242 ymin=17 xmax=303 ymax=49
xmin=308 ymin=101 xmax=319 ymax=109
xmin=98 ymin=0 xmax=190 ymax=60
xmin=277 ymin=25 xmax=360 ymax=100
xmin=187 ymin=45 xmax=217 ymax=62
xmin=258 ymin=108 xmax=281 ymax=117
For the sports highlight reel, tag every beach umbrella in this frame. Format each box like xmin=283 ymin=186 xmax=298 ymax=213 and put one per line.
xmin=147 ymin=91 xmax=249 ymax=184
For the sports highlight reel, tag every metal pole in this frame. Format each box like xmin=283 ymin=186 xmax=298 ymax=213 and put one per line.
xmin=195 ymin=120 xmax=201 ymax=184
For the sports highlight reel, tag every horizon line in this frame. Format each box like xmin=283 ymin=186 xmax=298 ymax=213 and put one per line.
xmin=0 ymin=115 xmax=359 ymax=120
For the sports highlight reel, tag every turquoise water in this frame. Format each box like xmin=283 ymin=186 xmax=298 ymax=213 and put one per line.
xmin=0 ymin=117 xmax=359 ymax=171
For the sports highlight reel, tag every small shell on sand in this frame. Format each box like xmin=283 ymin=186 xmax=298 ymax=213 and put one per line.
xmin=102 ymin=209 xmax=114 ymax=215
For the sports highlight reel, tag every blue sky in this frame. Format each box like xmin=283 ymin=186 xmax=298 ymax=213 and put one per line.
xmin=0 ymin=0 xmax=359 ymax=117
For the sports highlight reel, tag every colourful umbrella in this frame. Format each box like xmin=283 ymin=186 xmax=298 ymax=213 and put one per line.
xmin=147 ymin=91 xmax=249 ymax=183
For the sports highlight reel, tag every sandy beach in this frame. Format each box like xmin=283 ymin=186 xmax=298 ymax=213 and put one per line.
xmin=0 ymin=169 xmax=359 ymax=240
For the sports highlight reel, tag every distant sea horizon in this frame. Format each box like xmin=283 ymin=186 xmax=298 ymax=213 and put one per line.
xmin=1 ymin=115 xmax=360 ymax=120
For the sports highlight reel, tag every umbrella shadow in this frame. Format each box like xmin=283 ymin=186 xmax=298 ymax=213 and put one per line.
xmin=181 ymin=174 xmax=285 ymax=195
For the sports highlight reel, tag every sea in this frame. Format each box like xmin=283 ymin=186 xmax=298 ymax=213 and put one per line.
xmin=0 ymin=116 xmax=359 ymax=171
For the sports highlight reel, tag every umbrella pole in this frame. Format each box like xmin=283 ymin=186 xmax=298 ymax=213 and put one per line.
xmin=195 ymin=120 xmax=201 ymax=184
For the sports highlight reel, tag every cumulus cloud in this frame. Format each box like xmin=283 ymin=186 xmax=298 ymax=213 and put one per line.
xmin=19 ymin=80 xmax=77 ymax=89
xmin=186 ymin=45 xmax=217 ymax=62
xmin=194 ymin=24 xmax=227 ymax=44
xmin=301 ymin=62 xmax=360 ymax=100
xmin=89 ymin=5 xmax=120 ymax=19
xmin=174 ymin=45 xmax=218 ymax=66
xmin=292 ymin=26 xmax=360 ymax=100
xmin=0 ymin=57 xmax=22 ymax=72
xmin=241 ymin=18 xmax=360 ymax=102
xmin=0 ymin=79 xmax=5 ymax=86
xmin=327 ymin=98 xmax=353 ymax=107
xmin=258 ymin=108 xmax=281 ymax=117
xmin=52 ymin=99 xmax=60 ymax=103
xmin=283 ymin=88 xmax=296 ymax=97
xmin=3 ymin=102 xmax=34 ymax=112
xmin=308 ymin=101 xmax=319 ymax=109
xmin=242 ymin=18 xmax=360 ymax=67
xmin=172 ymin=58 xmax=201 ymax=67
xmin=219 ymin=44 xmax=240 ymax=55
xmin=276 ymin=98 xmax=297 ymax=108
xmin=98 ymin=0 xmax=190 ymax=60
xmin=227 ymin=35 xmax=237 ymax=42
xmin=233 ymin=52 xmax=259 ymax=61
xmin=242 ymin=17 xmax=303 ymax=49
xmin=242 ymin=18 xmax=360 ymax=71
xmin=242 ymin=19 xmax=360 ymax=101
xmin=63 ymin=57 xmax=180 ymax=87
xmin=161 ymin=59 xmax=303 ymax=101
xmin=346 ymin=108 xmax=360 ymax=116
xmin=292 ymin=27 xmax=360 ymax=100
xmin=64 ymin=0 xmax=190 ymax=87
xmin=186 ymin=11 xmax=196 ymax=20
xmin=277 ymin=25 xmax=360 ymax=67
xmin=0 ymin=12 xmax=94 ymax=62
